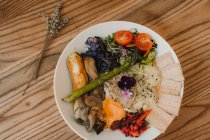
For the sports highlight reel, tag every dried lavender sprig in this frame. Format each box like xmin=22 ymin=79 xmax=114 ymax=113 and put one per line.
xmin=52 ymin=2 xmax=62 ymax=22
xmin=23 ymin=2 xmax=70 ymax=95
xmin=40 ymin=2 xmax=70 ymax=34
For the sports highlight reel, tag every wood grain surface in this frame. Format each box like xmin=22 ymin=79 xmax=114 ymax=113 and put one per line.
xmin=0 ymin=0 xmax=210 ymax=140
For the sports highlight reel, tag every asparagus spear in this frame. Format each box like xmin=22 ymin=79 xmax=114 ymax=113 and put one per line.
xmin=62 ymin=62 xmax=131 ymax=102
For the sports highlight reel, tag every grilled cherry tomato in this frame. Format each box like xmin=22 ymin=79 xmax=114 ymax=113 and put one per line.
xmin=114 ymin=30 xmax=133 ymax=46
xmin=135 ymin=33 xmax=153 ymax=51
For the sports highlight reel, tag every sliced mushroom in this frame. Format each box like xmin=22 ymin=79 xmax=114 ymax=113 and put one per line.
xmin=84 ymin=57 xmax=98 ymax=80
xmin=73 ymin=97 xmax=86 ymax=111
xmin=91 ymin=106 xmax=103 ymax=120
xmin=87 ymin=109 xmax=97 ymax=131
xmin=83 ymin=120 xmax=89 ymax=128
xmin=80 ymin=107 xmax=89 ymax=121
xmin=84 ymin=95 xmax=102 ymax=107
xmin=78 ymin=97 xmax=86 ymax=107
xmin=92 ymin=86 xmax=104 ymax=99
xmin=73 ymin=108 xmax=82 ymax=120
xmin=92 ymin=88 xmax=99 ymax=96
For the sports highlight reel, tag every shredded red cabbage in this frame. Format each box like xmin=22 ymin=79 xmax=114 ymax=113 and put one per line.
xmin=110 ymin=110 xmax=150 ymax=137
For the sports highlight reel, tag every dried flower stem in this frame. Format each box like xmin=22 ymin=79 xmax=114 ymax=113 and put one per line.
xmin=23 ymin=2 xmax=70 ymax=95
xmin=34 ymin=33 xmax=55 ymax=79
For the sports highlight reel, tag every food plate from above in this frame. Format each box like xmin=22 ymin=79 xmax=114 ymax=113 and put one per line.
xmin=54 ymin=21 xmax=184 ymax=140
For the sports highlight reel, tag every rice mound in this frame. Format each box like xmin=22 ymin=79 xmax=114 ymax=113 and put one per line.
xmin=104 ymin=64 xmax=161 ymax=112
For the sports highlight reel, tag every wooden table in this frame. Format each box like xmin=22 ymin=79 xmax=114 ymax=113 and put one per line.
xmin=0 ymin=0 xmax=210 ymax=139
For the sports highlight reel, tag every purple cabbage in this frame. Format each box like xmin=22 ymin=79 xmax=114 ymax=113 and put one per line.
xmin=81 ymin=37 xmax=120 ymax=73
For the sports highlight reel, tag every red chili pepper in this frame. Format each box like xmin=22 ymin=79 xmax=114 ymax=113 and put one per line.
xmin=137 ymin=110 xmax=151 ymax=124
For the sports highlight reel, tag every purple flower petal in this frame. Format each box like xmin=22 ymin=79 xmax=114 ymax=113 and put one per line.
xmin=122 ymin=90 xmax=133 ymax=99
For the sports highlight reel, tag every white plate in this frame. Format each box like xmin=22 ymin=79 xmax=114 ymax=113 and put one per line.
xmin=54 ymin=21 xmax=184 ymax=140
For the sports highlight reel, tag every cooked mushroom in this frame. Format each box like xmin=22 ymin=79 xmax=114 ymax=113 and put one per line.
xmin=92 ymin=86 xmax=104 ymax=99
xmin=73 ymin=97 xmax=86 ymax=111
xmin=84 ymin=57 xmax=98 ymax=80
xmin=87 ymin=109 xmax=97 ymax=131
xmin=78 ymin=97 xmax=86 ymax=107
xmin=80 ymin=107 xmax=89 ymax=121
xmin=73 ymin=108 xmax=82 ymax=120
xmin=83 ymin=120 xmax=89 ymax=128
xmin=84 ymin=95 xmax=101 ymax=107
xmin=91 ymin=106 xmax=103 ymax=120
xmin=92 ymin=88 xmax=99 ymax=96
